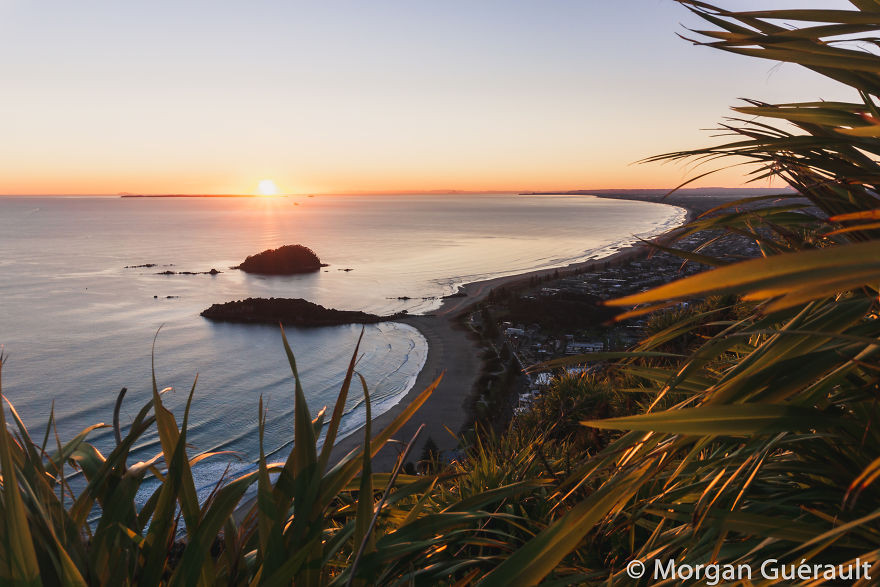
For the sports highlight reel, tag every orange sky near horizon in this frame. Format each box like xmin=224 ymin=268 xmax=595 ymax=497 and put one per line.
xmin=0 ymin=161 xmax=776 ymax=197
xmin=0 ymin=0 xmax=851 ymax=197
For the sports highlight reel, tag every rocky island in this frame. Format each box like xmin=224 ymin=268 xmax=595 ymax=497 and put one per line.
xmin=235 ymin=244 xmax=327 ymax=275
xmin=201 ymin=297 xmax=402 ymax=327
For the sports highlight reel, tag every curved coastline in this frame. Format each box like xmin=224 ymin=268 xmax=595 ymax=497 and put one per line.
xmin=327 ymin=195 xmax=695 ymax=471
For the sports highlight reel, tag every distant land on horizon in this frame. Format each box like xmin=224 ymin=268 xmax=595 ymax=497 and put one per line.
xmin=0 ymin=187 xmax=796 ymax=198
xmin=521 ymin=187 xmax=796 ymax=197
xmin=119 ymin=194 xmax=289 ymax=198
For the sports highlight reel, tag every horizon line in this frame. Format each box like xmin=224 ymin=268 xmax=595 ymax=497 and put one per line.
xmin=0 ymin=186 xmax=793 ymax=197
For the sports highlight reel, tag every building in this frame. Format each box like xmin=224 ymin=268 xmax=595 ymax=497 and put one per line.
xmin=565 ymin=341 xmax=604 ymax=354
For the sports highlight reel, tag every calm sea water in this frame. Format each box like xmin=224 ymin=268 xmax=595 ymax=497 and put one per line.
xmin=0 ymin=194 xmax=683 ymax=493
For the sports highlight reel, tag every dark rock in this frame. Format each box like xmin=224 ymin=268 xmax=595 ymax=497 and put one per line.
xmin=201 ymin=297 xmax=403 ymax=327
xmin=155 ymin=269 xmax=222 ymax=276
xmin=236 ymin=245 xmax=326 ymax=275
xmin=125 ymin=263 xmax=157 ymax=268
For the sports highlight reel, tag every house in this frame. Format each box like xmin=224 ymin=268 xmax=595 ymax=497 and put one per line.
xmin=532 ymin=372 xmax=553 ymax=387
xmin=565 ymin=341 xmax=604 ymax=354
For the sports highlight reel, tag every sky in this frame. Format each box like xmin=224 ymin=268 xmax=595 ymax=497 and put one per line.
xmin=0 ymin=0 xmax=856 ymax=195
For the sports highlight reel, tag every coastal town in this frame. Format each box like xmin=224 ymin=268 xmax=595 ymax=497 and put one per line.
xmin=465 ymin=227 xmax=765 ymax=426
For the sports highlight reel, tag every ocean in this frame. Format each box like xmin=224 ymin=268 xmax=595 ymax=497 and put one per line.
xmin=0 ymin=193 xmax=684 ymax=494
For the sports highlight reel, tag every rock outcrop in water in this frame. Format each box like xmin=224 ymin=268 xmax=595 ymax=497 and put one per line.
xmin=156 ymin=268 xmax=221 ymax=275
xmin=201 ymin=297 xmax=403 ymax=327
xmin=236 ymin=245 xmax=326 ymax=275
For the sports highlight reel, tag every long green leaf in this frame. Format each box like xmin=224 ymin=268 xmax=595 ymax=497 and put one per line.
xmin=583 ymin=404 xmax=837 ymax=435
xmin=0 ymin=356 xmax=42 ymax=586
xmin=478 ymin=462 xmax=655 ymax=586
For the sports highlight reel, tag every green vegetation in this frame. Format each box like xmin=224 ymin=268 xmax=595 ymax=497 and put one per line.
xmin=0 ymin=332 xmax=548 ymax=585
xmin=4 ymin=1 xmax=880 ymax=584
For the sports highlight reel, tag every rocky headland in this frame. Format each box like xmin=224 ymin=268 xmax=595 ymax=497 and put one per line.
xmin=200 ymin=297 xmax=403 ymax=327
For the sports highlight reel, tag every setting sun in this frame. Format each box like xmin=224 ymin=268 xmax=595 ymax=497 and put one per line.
xmin=258 ymin=179 xmax=278 ymax=196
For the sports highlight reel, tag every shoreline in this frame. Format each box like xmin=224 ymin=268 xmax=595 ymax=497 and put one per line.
xmin=328 ymin=194 xmax=705 ymax=471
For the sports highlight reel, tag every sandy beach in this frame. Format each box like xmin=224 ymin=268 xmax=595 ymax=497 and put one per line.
xmin=326 ymin=313 xmax=482 ymax=470
xmin=328 ymin=246 xmax=668 ymax=470
xmin=327 ymin=193 xmax=731 ymax=471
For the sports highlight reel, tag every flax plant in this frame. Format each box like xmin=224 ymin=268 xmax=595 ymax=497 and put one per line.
xmin=0 ymin=330 xmax=541 ymax=585
xmin=477 ymin=2 xmax=880 ymax=584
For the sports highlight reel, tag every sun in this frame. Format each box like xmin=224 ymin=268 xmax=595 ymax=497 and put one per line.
xmin=258 ymin=179 xmax=279 ymax=196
